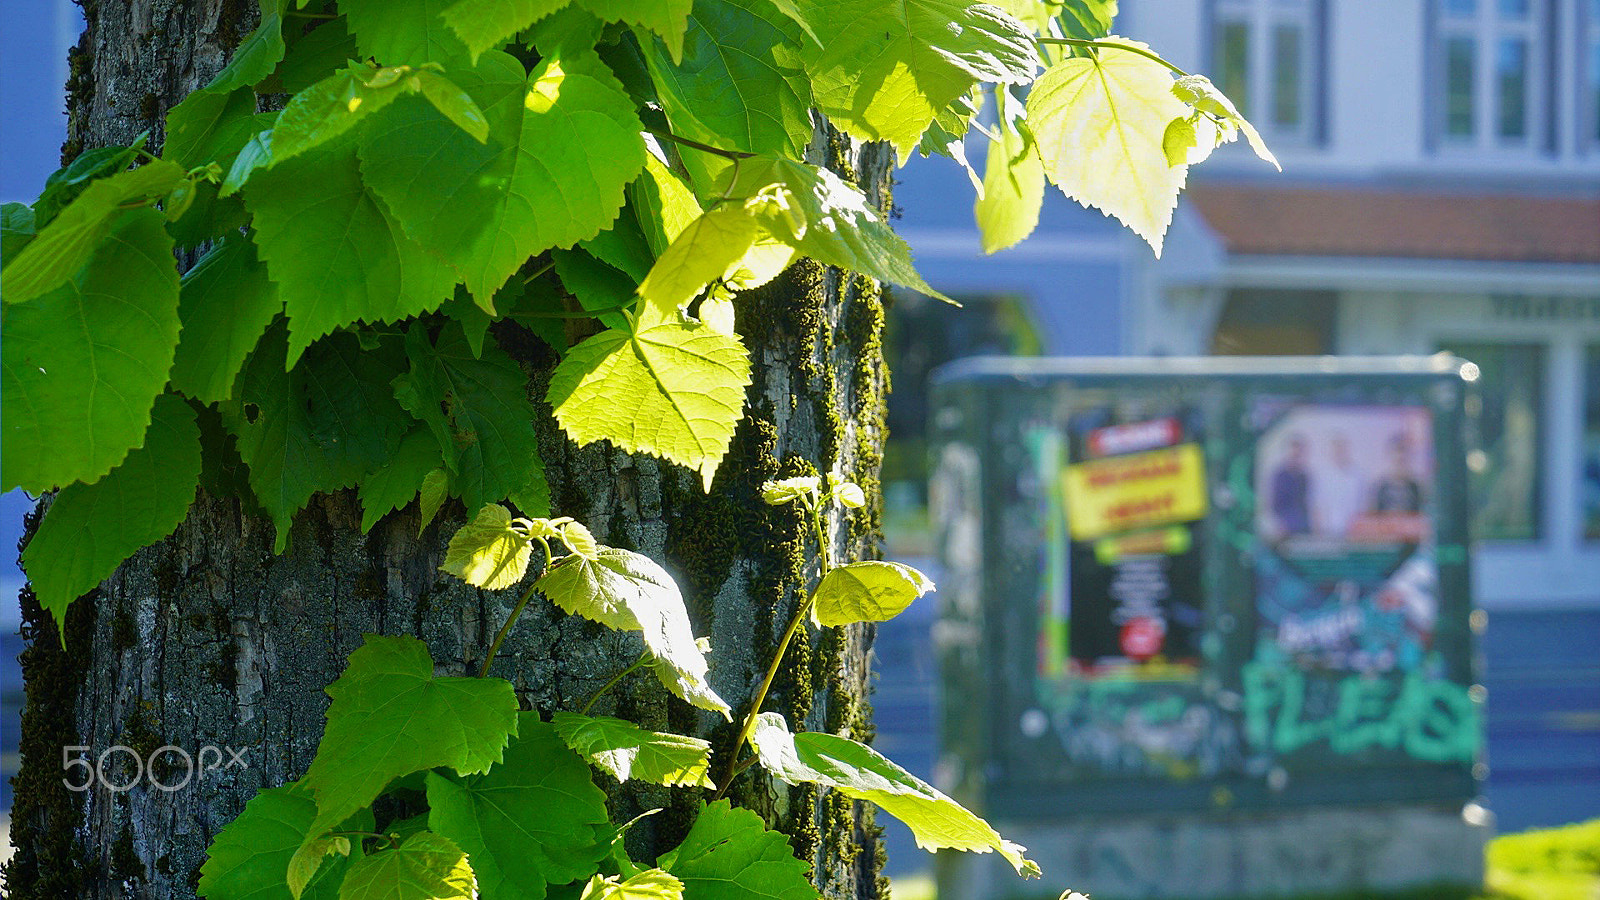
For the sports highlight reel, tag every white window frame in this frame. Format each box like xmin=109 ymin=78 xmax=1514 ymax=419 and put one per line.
xmin=1583 ymin=0 xmax=1600 ymax=151
xmin=1434 ymin=0 xmax=1550 ymax=152
xmin=1212 ymin=0 xmax=1322 ymax=146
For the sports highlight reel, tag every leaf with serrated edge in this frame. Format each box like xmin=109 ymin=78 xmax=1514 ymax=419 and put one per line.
xmin=206 ymin=0 xmax=288 ymax=94
xmin=164 ymin=88 xmax=278 ymax=169
xmin=811 ymin=561 xmax=933 ymax=628
xmin=581 ymin=0 xmax=691 ymax=61
xmin=360 ymin=49 xmax=645 ymax=304
xmin=197 ymin=782 xmax=369 ymax=900
xmin=631 ymin=154 xmax=702 ymax=257
xmin=975 ymin=122 xmax=1045 ymax=254
xmin=548 ymin=318 xmax=750 ymax=489
xmin=801 ymin=0 xmax=1036 ymax=159
xmin=2 ymin=160 xmax=184 ymax=306
xmin=1171 ymin=74 xmax=1280 ymax=171
xmin=427 ymin=714 xmax=612 ymax=900
xmin=394 ymin=322 xmax=542 ymax=513
xmin=340 ymin=0 xmax=472 ymax=66
xmin=636 ymin=207 xmax=759 ymax=323
xmin=247 ymin=138 xmax=456 ymax=365
xmin=271 ymin=65 xmax=488 ymax=166
xmin=1027 ymin=37 xmax=1189 ymax=256
xmin=441 ymin=503 xmax=533 ymax=589
xmin=3 ymin=208 xmax=180 ymax=492
xmin=536 ymin=548 xmax=731 ymax=718
xmin=442 ymin=0 xmax=569 ymax=60
xmin=751 ymin=712 xmax=1038 ymax=877
xmin=287 ymin=635 xmax=517 ymax=897
xmin=338 ymin=832 xmax=476 ymax=900
xmin=582 ymin=870 xmax=684 ymax=900
xmin=170 ymin=235 xmax=282 ymax=403
xmin=22 ymin=394 xmax=200 ymax=634
xmin=552 ymin=711 xmax=714 ymax=787
xmin=656 ymin=800 xmax=819 ymax=900
xmin=360 ymin=429 xmax=448 ymax=532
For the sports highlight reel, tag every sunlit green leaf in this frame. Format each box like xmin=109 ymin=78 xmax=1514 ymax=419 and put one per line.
xmin=548 ymin=318 xmax=750 ymax=489
xmin=582 ymin=0 xmax=692 ymax=61
xmin=636 ymin=206 xmax=760 ymax=321
xmin=22 ymin=394 xmax=200 ymax=633
xmin=1026 ymin=37 xmax=1188 ymax=255
xmin=811 ymin=560 xmax=933 ymax=627
xmin=165 ymin=88 xmax=277 ymax=169
xmin=1171 ymin=74 xmax=1280 ymax=170
xmin=552 ymin=711 xmax=715 ymax=787
xmin=582 ymin=869 xmax=684 ymax=900
xmin=655 ymin=800 xmax=819 ymax=900
xmin=751 ymin=713 xmax=1039 ymax=877
xmin=289 ymin=635 xmax=518 ymax=896
xmin=536 ymin=547 xmax=731 ymax=718
xmin=338 ymin=832 xmax=476 ymax=900
xmin=272 ymin=65 xmax=488 ymax=166
xmin=197 ymin=783 xmax=369 ymax=900
xmin=441 ymin=503 xmax=533 ymax=589
xmin=340 ymin=0 xmax=473 ymax=66
xmin=441 ymin=0 xmax=569 ymax=60
xmin=2 ymin=208 xmax=180 ymax=492
xmin=975 ymin=121 xmax=1045 ymax=254
xmin=426 ymin=714 xmax=613 ymax=900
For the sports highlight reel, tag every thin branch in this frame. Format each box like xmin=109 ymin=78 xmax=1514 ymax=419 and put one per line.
xmin=478 ymin=539 xmax=552 ymax=678
xmin=580 ymin=650 xmax=653 ymax=715
xmin=646 ymin=128 xmax=758 ymax=161
xmin=1036 ymin=37 xmax=1189 ymax=76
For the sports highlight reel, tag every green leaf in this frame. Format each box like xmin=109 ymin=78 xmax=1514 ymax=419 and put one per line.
xmin=1170 ymin=74 xmax=1280 ymax=170
xmin=289 ymin=635 xmax=518 ymax=895
xmin=440 ymin=0 xmax=569 ymax=61
xmin=641 ymin=0 xmax=812 ymax=182
xmin=440 ymin=503 xmax=533 ymax=589
xmin=811 ymin=560 xmax=933 ymax=627
xmin=220 ymin=131 xmax=273 ymax=197
xmin=1056 ymin=0 xmax=1117 ymax=43
xmin=631 ymin=154 xmax=702 ymax=258
xmin=207 ymin=0 xmax=289 ymax=94
xmin=724 ymin=157 xmax=947 ymax=301
xmin=581 ymin=0 xmax=692 ymax=61
xmin=271 ymin=65 xmax=488 ymax=166
xmin=426 ymin=714 xmax=613 ymax=900
xmin=535 ymin=547 xmax=731 ymax=718
xmin=394 ymin=322 xmax=543 ymax=514
xmin=655 ymin=800 xmax=819 ymax=900
xmin=170 ymin=234 xmax=282 ymax=403
xmin=418 ymin=468 xmax=451 ymax=532
xmin=2 ymin=160 xmax=184 ymax=305
xmin=197 ymin=783 xmax=369 ymax=900
xmin=551 ymin=247 xmax=634 ymax=329
xmin=801 ymin=0 xmax=1037 ymax=158
xmin=750 ymin=713 xmax=1039 ymax=877
xmin=359 ymin=429 xmax=447 ymax=532
xmin=22 ymin=394 xmax=200 ymax=633
xmin=246 ymin=138 xmax=457 ymax=364
xmin=552 ymin=711 xmax=715 ymax=788
xmin=340 ymin=0 xmax=472 ymax=66
xmin=1026 ymin=37 xmax=1189 ymax=255
xmin=164 ymin=88 xmax=277 ymax=169
xmin=33 ymin=142 xmax=144 ymax=226
xmin=636 ymin=207 xmax=759 ymax=321
xmin=975 ymin=121 xmax=1045 ymax=254
xmin=581 ymin=211 xmax=656 ymax=282
xmin=223 ymin=327 xmax=408 ymax=550
xmin=547 ymin=318 xmax=750 ymax=489
xmin=338 ymin=832 xmax=476 ymax=900
xmin=264 ymin=17 xmax=359 ymax=94
xmin=2 ymin=202 xmax=37 ymax=261
xmin=2 ymin=208 xmax=180 ymax=492
xmin=582 ymin=870 xmax=684 ymax=900
xmin=360 ymin=49 xmax=646 ymax=303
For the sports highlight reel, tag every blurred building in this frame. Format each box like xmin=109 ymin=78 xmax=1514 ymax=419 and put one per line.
xmin=895 ymin=0 xmax=1600 ymax=612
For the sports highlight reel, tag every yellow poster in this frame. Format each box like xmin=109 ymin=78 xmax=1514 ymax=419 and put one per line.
xmin=1064 ymin=443 xmax=1208 ymax=541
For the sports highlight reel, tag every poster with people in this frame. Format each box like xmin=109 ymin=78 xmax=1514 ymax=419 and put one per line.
xmin=1251 ymin=403 xmax=1438 ymax=673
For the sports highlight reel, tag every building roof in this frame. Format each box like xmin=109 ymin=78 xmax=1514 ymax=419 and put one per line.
xmin=1185 ymin=183 xmax=1600 ymax=264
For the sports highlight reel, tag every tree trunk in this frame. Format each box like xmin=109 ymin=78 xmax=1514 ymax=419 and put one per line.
xmin=3 ymin=4 xmax=895 ymax=898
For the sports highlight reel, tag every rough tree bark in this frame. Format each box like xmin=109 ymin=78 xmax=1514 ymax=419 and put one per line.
xmin=3 ymin=3 xmax=895 ymax=898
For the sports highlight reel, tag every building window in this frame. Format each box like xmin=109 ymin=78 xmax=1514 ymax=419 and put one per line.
xmin=1586 ymin=0 xmax=1600 ymax=147
xmin=1433 ymin=0 xmax=1546 ymax=149
xmin=1213 ymin=0 xmax=1321 ymax=142
xmin=1443 ymin=342 xmax=1545 ymax=541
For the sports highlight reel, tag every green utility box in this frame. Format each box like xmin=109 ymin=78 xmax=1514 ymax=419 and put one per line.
xmin=930 ymin=356 xmax=1485 ymax=900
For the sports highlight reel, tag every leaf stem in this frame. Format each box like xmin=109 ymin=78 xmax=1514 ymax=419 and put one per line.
xmin=646 ymin=129 xmax=758 ymax=161
xmin=581 ymin=649 xmax=653 ymax=715
xmin=478 ymin=538 xmax=552 ymax=678
xmin=713 ymin=493 xmax=832 ymax=798
xmin=1036 ymin=37 xmax=1189 ymax=76
xmin=327 ymin=830 xmax=399 ymax=850
xmin=520 ymin=259 xmax=556 ymax=285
